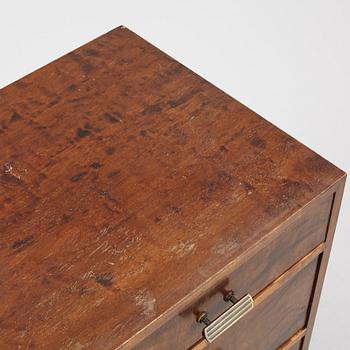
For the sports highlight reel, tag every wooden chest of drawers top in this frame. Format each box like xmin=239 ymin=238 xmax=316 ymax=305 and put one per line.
xmin=0 ymin=26 xmax=345 ymax=349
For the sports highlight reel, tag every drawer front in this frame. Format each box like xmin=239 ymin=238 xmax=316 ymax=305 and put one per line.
xmin=210 ymin=191 xmax=333 ymax=301
xmin=205 ymin=259 xmax=318 ymax=349
xmin=136 ymin=248 xmax=321 ymax=350
xmin=134 ymin=192 xmax=332 ymax=349
xmin=135 ymin=251 xmax=321 ymax=349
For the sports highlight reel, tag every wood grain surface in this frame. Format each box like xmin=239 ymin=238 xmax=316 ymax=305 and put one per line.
xmin=0 ymin=26 xmax=345 ymax=349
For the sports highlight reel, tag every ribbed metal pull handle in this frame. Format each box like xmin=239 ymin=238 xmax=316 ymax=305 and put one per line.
xmin=197 ymin=292 xmax=254 ymax=343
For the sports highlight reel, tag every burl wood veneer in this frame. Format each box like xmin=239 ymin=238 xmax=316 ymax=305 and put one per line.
xmin=0 ymin=26 xmax=346 ymax=350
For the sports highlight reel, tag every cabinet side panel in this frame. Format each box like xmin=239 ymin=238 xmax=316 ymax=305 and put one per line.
xmin=302 ymin=177 xmax=346 ymax=349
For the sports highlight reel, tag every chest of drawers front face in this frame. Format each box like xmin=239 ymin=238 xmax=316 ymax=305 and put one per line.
xmin=135 ymin=188 xmax=340 ymax=350
xmin=0 ymin=26 xmax=345 ymax=350
xmin=137 ymin=256 xmax=320 ymax=350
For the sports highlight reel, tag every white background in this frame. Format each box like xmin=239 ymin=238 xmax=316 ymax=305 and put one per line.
xmin=0 ymin=1 xmax=349 ymax=348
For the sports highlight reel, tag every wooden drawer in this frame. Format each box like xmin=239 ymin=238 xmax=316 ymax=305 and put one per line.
xmin=134 ymin=188 xmax=332 ymax=350
xmin=204 ymin=259 xmax=318 ymax=350
xmin=136 ymin=244 xmax=322 ymax=350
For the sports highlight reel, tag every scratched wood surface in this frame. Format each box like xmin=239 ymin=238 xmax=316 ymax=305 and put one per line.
xmin=0 ymin=26 xmax=345 ymax=349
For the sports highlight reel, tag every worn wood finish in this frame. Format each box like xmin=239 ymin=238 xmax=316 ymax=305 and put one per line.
xmin=0 ymin=26 xmax=346 ymax=349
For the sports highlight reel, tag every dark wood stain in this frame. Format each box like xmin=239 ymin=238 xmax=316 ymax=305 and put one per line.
xmin=76 ymin=128 xmax=91 ymax=138
xmin=143 ymin=103 xmax=162 ymax=115
xmin=90 ymin=162 xmax=102 ymax=169
xmin=105 ymin=146 xmax=116 ymax=155
xmin=10 ymin=112 xmax=23 ymax=122
xmin=84 ymin=48 xmax=99 ymax=57
xmin=250 ymin=135 xmax=266 ymax=148
xmin=107 ymin=170 xmax=120 ymax=178
xmin=0 ymin=26 xmax=345 ymax=350
xmin=71 ymin=172 xmax=88 ymax=182
xmin=11 ymin=235 xmax=34 ymax=251
xmin=95 ymin=273 xmax=113 ymax=287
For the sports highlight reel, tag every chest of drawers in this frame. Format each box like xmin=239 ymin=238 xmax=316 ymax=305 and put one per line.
xmin=0 ymin=26 xmax=345 ymax=350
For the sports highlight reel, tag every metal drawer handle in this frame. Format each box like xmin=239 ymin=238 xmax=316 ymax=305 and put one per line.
xmin=197 ymin=292 xmax=254 ymax=343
